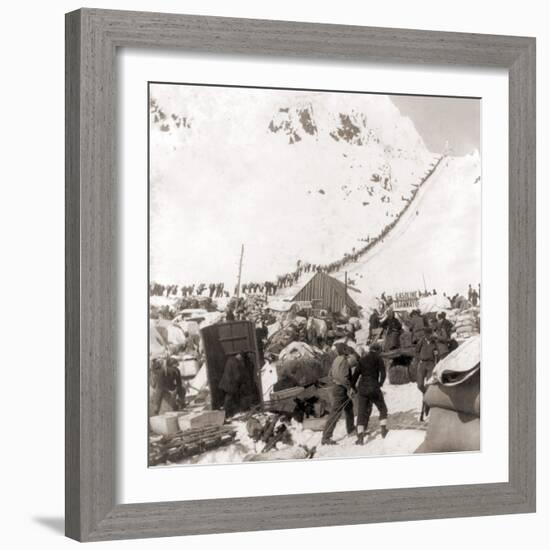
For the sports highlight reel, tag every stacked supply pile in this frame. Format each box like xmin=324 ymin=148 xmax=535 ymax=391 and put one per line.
xmin=274 ymin=341 xmax=331 ymax=390
xmin=454 ymin=307 xmax=480 ymax=340
xmin=265 ymin=321 xmax=305 ymax=355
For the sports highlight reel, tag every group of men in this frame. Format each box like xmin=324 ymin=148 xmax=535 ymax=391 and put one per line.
xmin=149 ymin=283 xmax=180 ymax=297
xmin=237 ymin=281 xmax=278 ymax=296
xmin=367 ymin=307 xmax=404 ymax=348
xmin=149 ymin=282 xmax=229 ymax=298
xmin=321 ymin=342 xmax=388 ymax=446
xmin=321 ymin=307 xmax=457 ymax=446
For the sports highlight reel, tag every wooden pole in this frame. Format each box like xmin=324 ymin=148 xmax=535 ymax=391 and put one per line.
xmin=343 ymin=271 xmax=348 ymax=317
xmin=345 ymin=271 xmax=348 ymax=294
xmin=236 ymin=244 xmax=244 ymax=298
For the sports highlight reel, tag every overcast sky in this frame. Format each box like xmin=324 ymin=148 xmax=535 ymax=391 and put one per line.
xmin=390 ymin=95 xmax=480 ymax=156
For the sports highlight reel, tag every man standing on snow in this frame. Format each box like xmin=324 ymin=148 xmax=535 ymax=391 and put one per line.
xmin=409 ymin=309 xmax=426 ymax=345
xmin=368 ymin=308 xmax=381 ymax=343
xmin=255 ymin=319 xmax=268 ymax=365
xmin=380 ymin=308 xmax=402 ymax=351
xmin=149 ymin=356 xmax=186 ymax=415
xmin=219 ymin=353 xmax=246 ymax=417
xmin=321 ymin=343 xmax=357 ymax=445
xmin=432 ymin=312 xmax=453 ymax=358
xmin=351 ymin=342 xmax=388 ymax=444
xmin=415 ymin=327 xmax=439 ymax=394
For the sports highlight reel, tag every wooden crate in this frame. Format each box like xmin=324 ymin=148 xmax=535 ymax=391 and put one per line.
xmin=178 ymin=410 xmax=226 ymax=431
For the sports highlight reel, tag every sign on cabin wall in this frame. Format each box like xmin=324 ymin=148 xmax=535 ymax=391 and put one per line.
xmin=393 ymin=290 xmax=420 ymax=310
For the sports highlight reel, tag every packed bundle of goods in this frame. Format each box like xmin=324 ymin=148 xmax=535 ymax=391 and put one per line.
xmin=149 ymin=304 xmax=177 ymax=320
xmin=245 ymin=293 xmax=268 ymax=310
xmin=416 ymin=335 xmax=480 ymax=453
xmin=265 ymin=321 xmax=306 ymax=355
xmin=150 ymin=319 xmax=187 ymax=355
xmin=453 ymin=307 xmax=480 ymax=340
xmin=261 ymin=340 xmax=334 ymax=418
xmin=273 ymin=341 xmax=332 ymax=391
xmin=418 ymin=293 xmax=450 ymax=314
xmin=175 ymin=296 xmax=218 ymax=312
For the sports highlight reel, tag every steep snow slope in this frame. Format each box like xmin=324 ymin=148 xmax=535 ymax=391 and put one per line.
xmin=149 ymin=86 xmax=437 ymax=285
xmin=331 ymin=152 xmax=482 ymax=303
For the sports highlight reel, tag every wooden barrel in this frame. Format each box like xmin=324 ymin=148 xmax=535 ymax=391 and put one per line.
xmin=388 ymin=365 xmax=409 ymax=385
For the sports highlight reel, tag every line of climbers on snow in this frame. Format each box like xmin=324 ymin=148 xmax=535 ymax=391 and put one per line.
xmin=149 ymin=155 xmax=444 ymax=300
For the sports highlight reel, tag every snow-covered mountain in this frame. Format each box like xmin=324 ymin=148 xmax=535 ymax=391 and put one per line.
xmin=149 ymin=85 xmax=475 ymax=291
xmin=315 ymin=152 xmax=482 ymax=304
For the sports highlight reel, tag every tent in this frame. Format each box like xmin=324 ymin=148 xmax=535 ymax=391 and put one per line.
xmin=150 ymin=321 xmax=167 ymax=357
xmin=418 ymin=294 xmax=450 ymax=313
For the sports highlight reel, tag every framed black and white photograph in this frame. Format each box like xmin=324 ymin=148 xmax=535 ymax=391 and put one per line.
xmin=147 ymin=81 xmax=482 ymax=466
xmin=65 ymin=8 xmax=536 ymax=542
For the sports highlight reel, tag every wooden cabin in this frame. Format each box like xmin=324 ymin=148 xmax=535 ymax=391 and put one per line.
xmin=291 ymin=272 xmax=360 ymax=318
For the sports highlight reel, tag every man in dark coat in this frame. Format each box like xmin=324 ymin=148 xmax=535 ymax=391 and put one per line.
xmin=435 ymin=312 xmax=455 ymax=358
xmin=219 ymin=353 xmax=245 ymax=417
xmin=219 ymin=352 xmax=256 ymax=417
xmin=415 ymin=327 xmax=439 ymax=394
xmin=368 ymin=309 xmax=381 ymax=343
xmin=225 ymin=307 xmax=235 ymax=322
xmin=255 ymin=320 xmax=268 ymax=365
xmin=380 ymin=309 xmax=402 ymax=351
xmin=410 ymin=309 xmax=426 ymax=344
xmin=321 ymin=343 xmax=356 ymax=445
xmin=149 ymin=356 xmax=186 ymax=415
xmin=351 ymin=342 xmax=388 ymax=444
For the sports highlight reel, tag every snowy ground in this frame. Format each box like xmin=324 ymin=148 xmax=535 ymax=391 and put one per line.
xmin=175 ymin=382 xmax=426 ymax=465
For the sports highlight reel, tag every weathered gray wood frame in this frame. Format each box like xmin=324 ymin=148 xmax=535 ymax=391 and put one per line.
xmin=65 ymin=8 xmax=536 ymax=542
